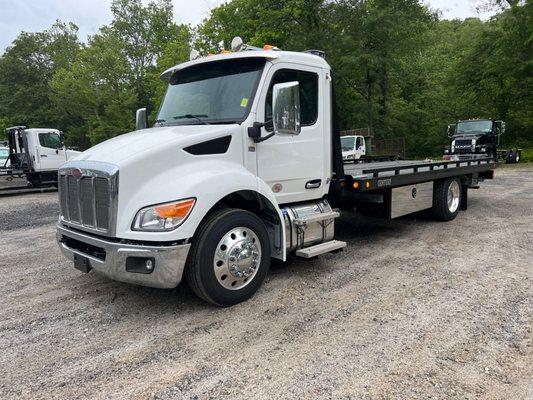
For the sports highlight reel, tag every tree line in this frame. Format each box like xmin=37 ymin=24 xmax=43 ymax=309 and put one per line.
xmin=0 ymin=0 xmax=531 ymax=157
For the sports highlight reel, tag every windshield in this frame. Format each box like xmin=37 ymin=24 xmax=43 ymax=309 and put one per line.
xmin=0 ymin=148 xmax=8 ymax=159
xmin=157 ymin=58 xmax=266 ymax=125
xmin=456 ymin=120 xmax=492 ymax=135
xmin=341 ymin=136 xmax=355 ymax=151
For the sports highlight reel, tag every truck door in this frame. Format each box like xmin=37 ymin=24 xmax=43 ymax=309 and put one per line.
xmin=36 ymin=131 xmax=66 ymax=171
xmin=355 ymin=136 xmax=365 ymax=159
xmin=255 ymin=64 xmax=325 ymax=204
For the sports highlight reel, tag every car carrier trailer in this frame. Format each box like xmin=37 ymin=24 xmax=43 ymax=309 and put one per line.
xmin=56 ymin=38 xmax=497 ymax=306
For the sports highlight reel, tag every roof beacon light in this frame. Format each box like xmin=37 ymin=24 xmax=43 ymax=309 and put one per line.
xmin=231 ymin=36 xmax=245 ymax=52
xmin=189 ymin=49 xmax=200 ymax=61
xmin=304 ymin=49 xmax=326 ymax=59
xmin=230 ymin=36 xmax=269 ymax=52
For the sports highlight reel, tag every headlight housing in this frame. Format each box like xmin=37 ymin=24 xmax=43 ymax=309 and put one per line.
xmin=132 ymin=198 xmax=196 ymax=231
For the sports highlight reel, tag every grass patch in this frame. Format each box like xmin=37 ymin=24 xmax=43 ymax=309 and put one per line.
xmin=519 ymin=149 xmax=533 ymax=162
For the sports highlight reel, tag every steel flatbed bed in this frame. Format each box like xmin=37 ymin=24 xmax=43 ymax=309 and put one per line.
xmin=343 ymin=157 xmax=496 ymax=192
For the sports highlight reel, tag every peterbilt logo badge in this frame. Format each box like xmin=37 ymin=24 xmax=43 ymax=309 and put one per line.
xmin=71 ymin=168 xmax=83 ymax=180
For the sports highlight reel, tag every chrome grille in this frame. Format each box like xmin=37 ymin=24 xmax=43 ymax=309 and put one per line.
xmin=58 ymin=162 xmax=119 ymax=236
xmin=95 ymin=177 xmax=110 ymax=228
xmin=454 ymin=139 xmax=473 ymax=154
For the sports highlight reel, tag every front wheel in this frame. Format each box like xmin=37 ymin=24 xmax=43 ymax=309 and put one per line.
xmin=431 ymin=178 xmax=462 ymax=221
xmin=184 ymin=208 xmax=271 ymax=306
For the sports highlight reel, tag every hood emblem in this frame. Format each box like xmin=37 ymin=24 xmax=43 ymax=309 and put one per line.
xmin=71 ymin=168 xmax=83 ymax=180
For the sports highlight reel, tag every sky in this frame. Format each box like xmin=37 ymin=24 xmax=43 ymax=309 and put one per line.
xmin=0 ymin=0 xmax=497 ymax=53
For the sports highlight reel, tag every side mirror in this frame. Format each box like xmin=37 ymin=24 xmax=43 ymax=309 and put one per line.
xmin=136 ymin=108 xmax=147 ymax=130
xmin=272 ymin=82 xmax=301 ymax=135
xmin=447 ymin=124 xmax=456 ymax=138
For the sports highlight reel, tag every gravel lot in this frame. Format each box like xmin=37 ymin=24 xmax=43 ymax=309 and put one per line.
xmin=0 ymin=165 xmax=531 ymax=399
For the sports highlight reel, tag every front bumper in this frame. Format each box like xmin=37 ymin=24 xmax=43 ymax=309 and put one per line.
xmin=56 ymin=223 xmax=191 ymax=289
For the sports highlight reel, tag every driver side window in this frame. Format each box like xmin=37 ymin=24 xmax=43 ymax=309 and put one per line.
xmin=39 ymin=132 xmax=63 ymax=149
xmin=265 ymin=69 xmax=318 ymax=132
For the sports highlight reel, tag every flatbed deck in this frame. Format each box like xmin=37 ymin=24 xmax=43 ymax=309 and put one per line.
xmin=343 ymin=158 xmax=496 ymax=191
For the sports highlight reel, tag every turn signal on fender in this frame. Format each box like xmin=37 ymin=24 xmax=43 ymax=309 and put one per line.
xmin=155 ymin=199 xmax=196 ymax=219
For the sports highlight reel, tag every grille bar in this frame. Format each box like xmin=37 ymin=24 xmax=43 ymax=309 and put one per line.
xmin=58 ymin=162 xmax=118 ymax=236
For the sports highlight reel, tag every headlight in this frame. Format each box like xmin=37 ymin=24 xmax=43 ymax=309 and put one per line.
xmin=132 ymin=198 xmax=196 ymax=231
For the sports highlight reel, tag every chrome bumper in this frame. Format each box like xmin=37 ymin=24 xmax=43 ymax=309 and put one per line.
xmin=56 ymin=223 xmax=190 ymax=289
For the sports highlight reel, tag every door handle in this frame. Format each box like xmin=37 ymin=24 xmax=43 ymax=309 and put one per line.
xmin=40 ymin=155 xmax=48 ymax=158
xmin=305 ymin=179 xmax=321 ymax=189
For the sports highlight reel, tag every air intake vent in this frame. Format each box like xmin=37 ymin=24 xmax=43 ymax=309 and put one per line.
xmin=184 ymin=136 xmax=232 ymax=155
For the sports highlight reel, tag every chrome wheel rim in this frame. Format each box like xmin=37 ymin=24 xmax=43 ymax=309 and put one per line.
xmin=447 ymin=180 xmax=460 ymax=213
xmin=213 ymin=227 xmax=261 ymax=290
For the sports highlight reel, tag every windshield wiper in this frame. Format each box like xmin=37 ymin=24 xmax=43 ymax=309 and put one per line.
xmin=154 ymin=119 xmax=166 ymax=125
xmin=173 ymin=114 xmax=210 ymax=125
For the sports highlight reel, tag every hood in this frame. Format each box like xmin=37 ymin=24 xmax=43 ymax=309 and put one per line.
xmin=76 ymin=124 xmax=236 ymax=164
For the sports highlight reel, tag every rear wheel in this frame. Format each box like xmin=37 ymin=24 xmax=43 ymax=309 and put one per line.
xmin=507 ymin=150 xmax=514 ymax=164
xmin=184 ymin=208 xmax=271 ymax=306
xmin=431 ymin=178 xmax=462 ymax=221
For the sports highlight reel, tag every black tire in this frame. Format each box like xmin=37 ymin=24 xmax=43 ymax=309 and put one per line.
xmin=184 ymin=208 xmax=271 ymax=307
xmin=514 ymin=150 xmax=520 ymax=163
xmin=431 ymin=177 xmax=462 ymax=221
xmin=506 ymin=150 xmax=514 ymax=164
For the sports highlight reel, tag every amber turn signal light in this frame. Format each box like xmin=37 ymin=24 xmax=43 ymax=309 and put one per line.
xmin=155 ymin=199 xmax=196 ymax=219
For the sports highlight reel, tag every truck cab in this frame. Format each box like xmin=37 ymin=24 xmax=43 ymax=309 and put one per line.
xmin=3 ymin=126 xmax=80 ymax=186
xmin=443 ymin=119 xmax=504 ymax=160
xmin=57 ymin=43 xmax=343 ymax=305
xmin=341 ymin=135 xmax=366 ymax=162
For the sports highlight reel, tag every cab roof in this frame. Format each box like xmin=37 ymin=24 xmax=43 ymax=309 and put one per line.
xmin=160 ymin=50 xmax=331 ymax=81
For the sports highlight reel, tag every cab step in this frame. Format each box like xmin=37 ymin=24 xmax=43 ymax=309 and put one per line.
xmin=295 ymin=240 xmax=347 ymax=258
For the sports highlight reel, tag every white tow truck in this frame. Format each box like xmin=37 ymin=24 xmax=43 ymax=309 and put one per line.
xmin=1 ymin=126 xmax=80 ymax=186
xmin=56 ymin=38 xmax=496 ymax=306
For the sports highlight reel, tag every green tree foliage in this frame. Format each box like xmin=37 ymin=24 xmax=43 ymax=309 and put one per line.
xmin=0 ymin=21 xmax=80 ymax=138
xmin=0 ymin=0 xmax=530 ymax=155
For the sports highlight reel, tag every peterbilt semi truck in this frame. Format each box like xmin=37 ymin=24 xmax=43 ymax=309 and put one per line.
xmin=56 ymin=38 xmax=496 ymax=306
xmin=443 ymin=119 xmax=522 ymax=163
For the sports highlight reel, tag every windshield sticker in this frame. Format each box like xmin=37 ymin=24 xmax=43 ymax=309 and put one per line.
xmin=240 ymin=97 xmax=249 ymax=108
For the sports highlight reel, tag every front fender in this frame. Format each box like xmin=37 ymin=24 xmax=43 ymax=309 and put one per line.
xmin=117 ymin=159 xmax=285 ymax=257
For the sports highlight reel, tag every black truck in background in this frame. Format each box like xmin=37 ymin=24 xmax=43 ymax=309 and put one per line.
xmin=443 ymin=119 xmax=522 ymax=164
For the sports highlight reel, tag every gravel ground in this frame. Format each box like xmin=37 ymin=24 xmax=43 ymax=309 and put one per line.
xmin=0 ymin=165 xmax=531 ymax=400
